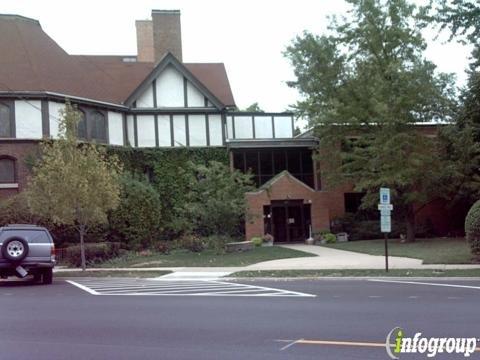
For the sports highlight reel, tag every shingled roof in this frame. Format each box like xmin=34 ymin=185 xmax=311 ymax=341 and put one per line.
xmin=0 ymin=14 xmax=235 ymax=107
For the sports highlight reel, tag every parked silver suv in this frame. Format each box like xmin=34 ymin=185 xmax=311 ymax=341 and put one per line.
xmin=0 ymin=224 xmax=56 ymax=284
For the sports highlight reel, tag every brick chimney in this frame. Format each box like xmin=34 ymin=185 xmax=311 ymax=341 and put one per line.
xmin=136 ymin=10 xmax=183 ymax=63
xmin=136 ymin=20 xmax=154 ymax=62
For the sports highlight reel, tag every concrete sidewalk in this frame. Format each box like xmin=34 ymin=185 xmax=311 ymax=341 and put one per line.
xmin=55 ymin=244 xmax=480 ymax=279
xmin=247 ymin=244 xmax=480 ymax=270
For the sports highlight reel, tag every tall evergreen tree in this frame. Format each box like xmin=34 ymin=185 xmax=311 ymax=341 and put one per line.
xmin=285 ymin=0 xmax=457 ymax=242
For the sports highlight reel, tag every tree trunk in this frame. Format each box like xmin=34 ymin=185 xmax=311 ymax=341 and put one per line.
xmin=405 ymin=205 xmax=416 ymax=243
xmin=79 ymin=226 xmax=87 ymax=271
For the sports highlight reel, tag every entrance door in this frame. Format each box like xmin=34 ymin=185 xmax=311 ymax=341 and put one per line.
xmin=270 ymin=200 xmax=310 ymax=243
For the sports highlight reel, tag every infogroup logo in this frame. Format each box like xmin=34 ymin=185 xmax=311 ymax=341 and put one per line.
xmin=385 ymin=327 xmax=478 ymax=359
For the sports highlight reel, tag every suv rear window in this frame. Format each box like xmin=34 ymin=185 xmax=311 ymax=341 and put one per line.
xmin=0 ymin=230 xmax=51 ymax=244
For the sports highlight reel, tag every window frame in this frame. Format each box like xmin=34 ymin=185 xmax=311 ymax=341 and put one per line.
xmin=0 ymin=100 xmax=15 ymax=138
xmin=0 ymin=156 xmax=17 ymax=185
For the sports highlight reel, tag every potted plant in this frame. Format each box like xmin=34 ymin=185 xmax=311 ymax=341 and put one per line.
xmin=262 ymin=233 xmax=274 ymax=246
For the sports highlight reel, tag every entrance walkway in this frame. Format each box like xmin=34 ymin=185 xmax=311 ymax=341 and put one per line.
xmin=245 ymin=244 xmax=480 ymax=270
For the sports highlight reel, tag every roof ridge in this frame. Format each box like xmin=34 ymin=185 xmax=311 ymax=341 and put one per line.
xmin=0 ymin=14 xmax=40 ymax=26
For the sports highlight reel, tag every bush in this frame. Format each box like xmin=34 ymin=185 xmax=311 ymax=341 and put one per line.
xmin=152 ymin=241 xmax=171 ymax=254
xmin=61 ymin=242 xmax=121 ymax=267
xmin=323 ymin=233 xmax=337 ymax=244
xmin=203 ymin=235 xmax=229 ymax=254
xmin=109 ymin=175 xmax=162 ymax=250
xmin=332 ymin=215 xmax=405 ymax=241
xmin=251 ymin=237 xmax=263 ymax=247
xmin=175 ymin=234 xmax=205 ymax=253
xmin=465 ymin=200 xmax=480 ymax=255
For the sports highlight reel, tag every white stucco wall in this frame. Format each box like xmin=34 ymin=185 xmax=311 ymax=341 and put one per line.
xmin=254 ymin=116 xmax=273 ymax=139
xmin=274 ymin=116 xmax=293 ymax=138
xmin=157 ymin=115 xmax=171 ymax=146
xmin=188 ymin=114 xmax=207 ymax=146
xmin=226 ymin=116 xmax=233 ymax=139
xmin=136 ymin=115 xmax=156 ymax=147
xmin=156 ymin=65 xmax=184 ymax=107
xmin=172 ymin=114 xmax=186 ymax=146
xmin=209 ymin=115 xmax=223 ymax=146
xmin=137 ymin=84 xmax=155 ymax=108
xmin=126 ymin=115 xmax=135 ymax=146
xmin=48 ymin=101 xmax=65 ymax=138
xmin=14 ymin=100 xmax=42 ymax=139
xmin=108 ymin=111 xmax=124 ymax=145
xmin=234 ymin=116 xmax=253 ymax=139
xmin=186 ymin=81 xmax=204 ymax=107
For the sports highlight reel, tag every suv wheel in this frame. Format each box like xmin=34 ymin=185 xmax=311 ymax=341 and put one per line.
xmin=42 ymin=268 xmax=53 ymax=285
xmin=1 ymin=237 xmax=29 ymax=262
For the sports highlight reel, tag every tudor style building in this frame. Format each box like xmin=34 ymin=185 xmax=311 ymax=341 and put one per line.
xmin=0 ymin=10 xmax=453 ymax=242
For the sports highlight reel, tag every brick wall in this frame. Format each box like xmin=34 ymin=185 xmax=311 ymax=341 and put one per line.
xmin=0 ymin=140 xmax=39 ymax=200
xmin=245 ymin=172 xmax=346 ymax=241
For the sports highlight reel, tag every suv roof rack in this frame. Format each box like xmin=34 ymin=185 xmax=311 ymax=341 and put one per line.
xmin=5 ymin=224 xmax=41 ymax=227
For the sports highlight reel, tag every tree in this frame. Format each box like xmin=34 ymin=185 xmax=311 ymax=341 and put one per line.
xmin=425 ymin=0 xmax=480 ymax=45
xmin=181 ymin=161 xmax=253 ymax=237
xmin=243 ymin=102 xmax=264 ymax=112
xmin=284 ymin=0 xmax=457 ymax=242
xmin=109 ymin=175 xmax=162 ymax=249
xmin=27 ymin=102 xmax=121 ymax=270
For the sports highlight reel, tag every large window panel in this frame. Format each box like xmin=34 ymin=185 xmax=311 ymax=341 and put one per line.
xmin=234 ymin=116 xmax=253 ymax=139
xmin=0 ymin=157 xmax=15 ymax=183
xmin=90 ymin=111 xmax=107 ymax=142
xmin=0 ymin=102 xmax=11 ymax=138
xmin=77 ymin=111 xmax=87 ymax=139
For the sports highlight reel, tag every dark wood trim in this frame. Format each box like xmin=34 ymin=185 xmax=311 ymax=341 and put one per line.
xmin=291 ymin=116 xmax=295 ymax=137
xmin=183 ymin=77 xmax=188 ymax=108
xmin=152 ymin=80 xmax=157 ymax=108
xmin=221 ymin=113 xmax=226 ymax=145
xmin=227 ymin=111 xmax=294 ymax=116
xmin=41 ymin=100 xmax=50 ymax=137
xmin=204 ymin=97 xmax=208 ymax=107
xmin=251 ymin=115 xmax=256 ymax=139
xmin=122 ymin=113 xmax=128 ymax=146
xmin=133 ymin=114 xmax=138 ymax=147
xmin=10 ymin=99 xmax=15 ymax=138
xmin=271 ymin=115 xmax=275 ymax=139
xmin=130 ymin=108 xmax=222 ymax=114
xmin=169 ymin=114 xmax=174 ymax=147
xmin=232 ymin=115 xmax=236 ymax=139
xmin=154 ymin=114 xmax=159 ymax=147
xmin=185 ymin=114 xmax=190 ymax=147
xmin=205 ymin=114 xmax=210 ymax=146
xmin=104 ymin=111 xmax=110 ymax=144
xmin=124 ymin=53 xmax=225 ymax=109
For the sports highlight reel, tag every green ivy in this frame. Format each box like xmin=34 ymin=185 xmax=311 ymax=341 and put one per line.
xmin=106 ymin=146 xmax=230 ymax=237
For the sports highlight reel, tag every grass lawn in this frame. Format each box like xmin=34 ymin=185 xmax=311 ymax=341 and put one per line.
xmin=322 ymin=237 xmax=473 ymax=264
xmin=54 ymin=270 xmax=171 ymax=278
xmin=232 ymin=269 xmax=480 ymax=278
xmin=98 ymin=246 xmax=314 ymax=268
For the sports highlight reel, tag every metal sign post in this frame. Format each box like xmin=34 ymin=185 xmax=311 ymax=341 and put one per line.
xmin=379 ymin=188 xmax=392 ymax=272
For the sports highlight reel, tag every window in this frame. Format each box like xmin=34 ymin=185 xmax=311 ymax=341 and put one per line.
xmin=0 ymin=157 xmax=16 ymax=183
xmin=90 ymin=111 xmax=107 ymax=142
xmin=0 ymin=102 xmax=12 ymax=138
xmin=77 ymin=110 xmax=87 ymax=139
xmin=232 ymin=148 xmax=315 ymax=188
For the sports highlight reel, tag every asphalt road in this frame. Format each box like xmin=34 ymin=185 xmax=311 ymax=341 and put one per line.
xmin=0 ymin=277 xmax=479 ymax=360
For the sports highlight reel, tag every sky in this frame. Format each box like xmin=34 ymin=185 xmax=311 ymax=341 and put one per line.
xmin=0 ymin=0 xmax=473 ymax=113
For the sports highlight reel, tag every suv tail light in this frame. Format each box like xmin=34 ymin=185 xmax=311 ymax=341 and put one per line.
xmin=51 ymin=244 xmax=56 ymax=260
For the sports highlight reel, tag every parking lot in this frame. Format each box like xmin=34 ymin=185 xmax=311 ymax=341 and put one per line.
xmin=0 ymin=277 xmax=479 ymax=359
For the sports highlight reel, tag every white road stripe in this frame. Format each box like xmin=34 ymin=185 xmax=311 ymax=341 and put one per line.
xmin=66 ymin=280 xmax=100 ymax=295
xmin=66 ymin=278 xmax=315 ymax=297
xmin=369 ymin=279 xmax=480 ymax=290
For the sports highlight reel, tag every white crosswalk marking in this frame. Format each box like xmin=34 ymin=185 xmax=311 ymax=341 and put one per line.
xmin=66 ymin=278 xmax=315 ymax=297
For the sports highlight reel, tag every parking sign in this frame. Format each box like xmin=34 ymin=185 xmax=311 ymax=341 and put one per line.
xmin=380 ymin=188 xmax=390 ymax=205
